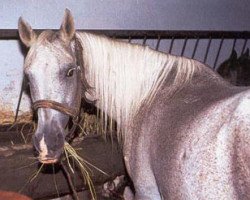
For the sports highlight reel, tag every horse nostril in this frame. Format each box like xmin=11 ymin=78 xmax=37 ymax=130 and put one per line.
xmin=32 ymin=130 xmax=65 ymax=161
xmin=44 ymin=132 xmax=65 ymax=152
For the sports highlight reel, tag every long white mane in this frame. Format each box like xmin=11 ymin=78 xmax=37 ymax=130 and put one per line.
xmin=76 ymin=32 xmax=200 ymax=138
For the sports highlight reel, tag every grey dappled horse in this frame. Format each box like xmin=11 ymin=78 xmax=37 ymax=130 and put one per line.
xmin=18 ymin=10 xmax=250 ymax=199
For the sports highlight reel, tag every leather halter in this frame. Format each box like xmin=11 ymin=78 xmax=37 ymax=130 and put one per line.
xmin=33 ymin=99 xmax=78 ymax=118
xmin=32 ymin=38 xmax=83 ymax=142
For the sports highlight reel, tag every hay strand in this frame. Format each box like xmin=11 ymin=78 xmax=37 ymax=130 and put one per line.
xmin=18 ymin=163 xmax=44 ymax=193
xmin=64 ymin=142 xmax=101 ymax=200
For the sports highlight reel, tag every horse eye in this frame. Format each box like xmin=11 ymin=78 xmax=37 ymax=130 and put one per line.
xmin=66 ymin=68 xmax=75 ymax=77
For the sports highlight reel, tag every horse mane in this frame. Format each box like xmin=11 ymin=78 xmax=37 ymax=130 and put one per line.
xmin=75 ymin=32 xmax=201 ymax=139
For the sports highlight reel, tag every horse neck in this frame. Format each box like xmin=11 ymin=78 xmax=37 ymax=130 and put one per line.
xmin=76 ymin=32 xmax=198 ymax=135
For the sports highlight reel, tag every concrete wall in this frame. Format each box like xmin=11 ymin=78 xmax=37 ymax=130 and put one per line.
xmin=1 ymin=0 xmax=250 ymax=30
xmin=0 ymin=0 xmax=250 ymax=124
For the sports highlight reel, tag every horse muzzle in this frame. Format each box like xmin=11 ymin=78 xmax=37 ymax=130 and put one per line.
xmin=37 ymin=146 xmax=63 ymax=164
xmin=33 ymin=129 xmax=65 ymax=164
xmin=32 ymin=99 xmax=81 ymax=164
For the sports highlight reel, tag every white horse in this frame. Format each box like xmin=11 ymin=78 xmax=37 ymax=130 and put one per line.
xmin=18 ymin=9 xmax=250 ymax=199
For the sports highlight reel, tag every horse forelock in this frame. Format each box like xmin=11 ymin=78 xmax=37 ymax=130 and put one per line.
xmin=75 ymin=32 xmax=201 ymax=140
xmin=24 ymin=30 xmax=74 ymax=69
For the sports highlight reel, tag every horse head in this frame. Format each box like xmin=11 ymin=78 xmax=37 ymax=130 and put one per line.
xmin=237 ymin=48 xmax=250 ymax=85
xmin=217 ymin=49 xmax=238 ymax=84
xmin=18 ymin=9 xmax=81 ymax=164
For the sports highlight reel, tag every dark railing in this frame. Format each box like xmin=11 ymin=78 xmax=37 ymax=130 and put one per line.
xmin=1 ymin=29 xmax=249 ymax=68
xmin=1 ymin=29 xmax=249 ymax=124
xmin=0 ymin=29 xmax=249 ymax=40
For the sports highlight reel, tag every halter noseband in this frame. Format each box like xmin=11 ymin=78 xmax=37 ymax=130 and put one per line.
xmin=33 ymin=99 xmax=78 ymax=118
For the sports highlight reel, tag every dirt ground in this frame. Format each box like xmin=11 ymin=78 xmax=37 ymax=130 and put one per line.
xmin=0 ymin=124 xmax=129 ymax=200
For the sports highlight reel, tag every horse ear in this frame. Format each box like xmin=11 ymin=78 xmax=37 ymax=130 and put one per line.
xmin=60 ymin=9 xmax=75 ymax=42
xmin=244 ymin=48 xmax=249 ymax=57
xmin=230 ymin=49 xmax=238 ymax=60
xmin=18 ymin=17 xmax=37 ymax=47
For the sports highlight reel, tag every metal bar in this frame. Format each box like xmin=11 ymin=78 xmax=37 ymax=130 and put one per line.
xmin=232 ymin=38 xmax=237 ymax=51
xmin=142 ymin=36 xmax=147 ymax=45
xmin=128 ymin=36 xmax=132 ymax=43
xmin=191 ymin=38 xmax=199 ymax=59
xmin=1 ymin=29 xmax=250 ymax=40
xmin=241 ymin=38 xmax=248 ymax=55
xmin=213 ymin=38 xmax=224 ymax=69
xmin=14 ymin=77 xmax=26 ymax=122
xmin=155 ymin=35 xmax=161 ymax=50
xmin=181 ymin=37 xmax=188 ymax=56
xmin=203 ymin=37 xmax=212 ymax=63
xmin=168 ymin=37 xmax=175 ymax=53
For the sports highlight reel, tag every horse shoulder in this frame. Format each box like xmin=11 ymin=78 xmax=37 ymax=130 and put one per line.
xmin=123 ymin=105 xmax=163 ymax=199
xmin=214 ymin=89 xmax=250 ymax=199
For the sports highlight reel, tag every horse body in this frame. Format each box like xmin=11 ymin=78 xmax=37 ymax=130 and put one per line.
xmin=18 ymin=10 xmax=250 ymax=199
xmin=126 ymin=69 xmax=250 ymax=199
xmin=76 ymin=32 xmax=250 ymax=199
